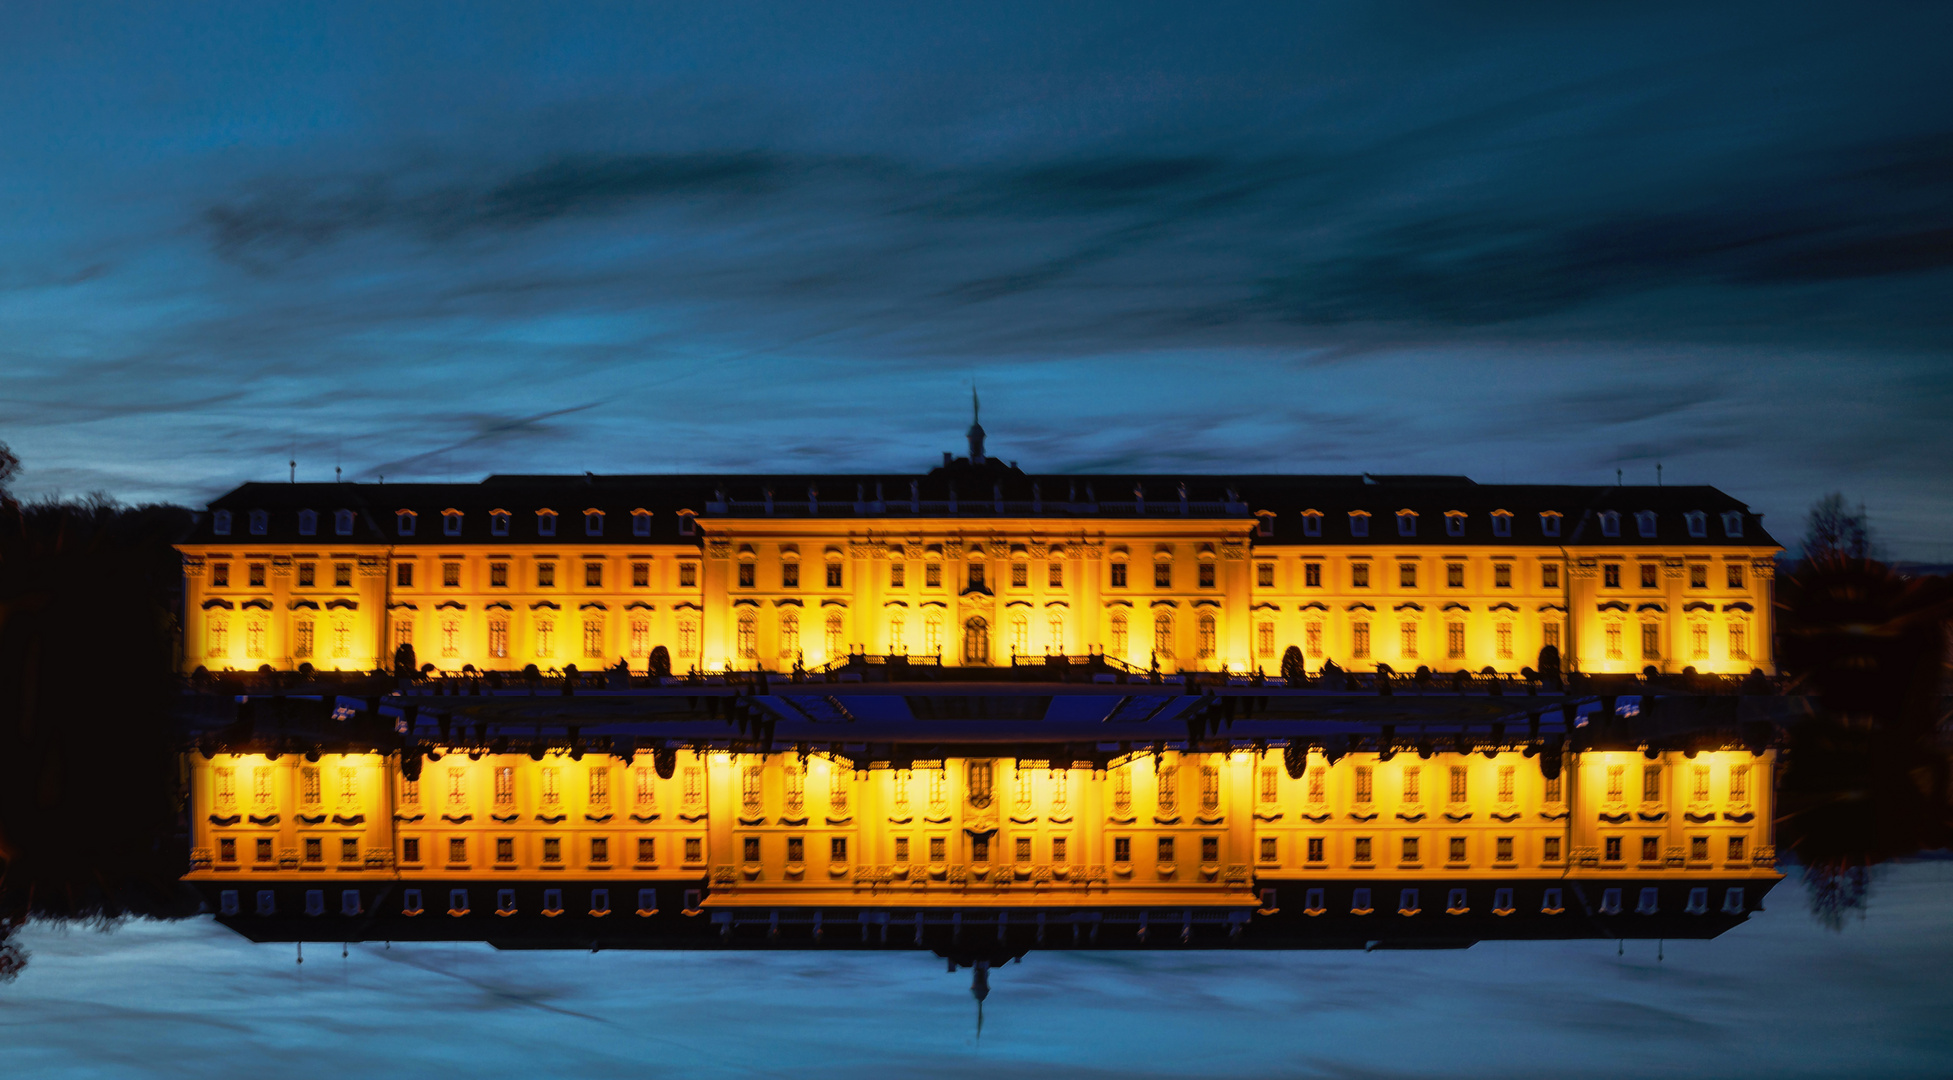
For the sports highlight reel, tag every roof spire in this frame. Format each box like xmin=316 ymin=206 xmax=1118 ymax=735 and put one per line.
xmin=967 ymin=384 xmax=986 ymax=465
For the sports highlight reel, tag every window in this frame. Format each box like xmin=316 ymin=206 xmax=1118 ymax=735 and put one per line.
xmin=684 ymin=837 xmax=702 ymax=862
xmin=1642 ymin=765 xmax=1662 ymax=802
xmin=1011 ymin=562 xmax=1028 ymax=588
xmin=1349 ymin=513 xmax=1369 ymax=538
xmin=1258 ymin=765 xmax=1279 ymax=804
xmin=1447 ymin=621 xmax=1465 ymax=658
xmin=1396 ymin=511 xmax=1417 ymax=537
xmin=1348 ymin=836 xmax=1372 ymax=864
xmin=887 ymin=561 xmax=906 ymax=589
xmin=1197 ymin=613 xmax=1216 ymax=658
xmin=1351 ymin=562 xmax=1370 ymax=588
xmin=540 ymin=837 xmax=562 ymax=864
xmin=1307 ymin=767 xmax=1326 ymax=803
xmin=495 ymin=766 xmax=515 ymax=807
xmin=1201 ymin=836 xmax=1219 ymax=863
xmin=1401 ymin=837 xmax=1419 ymax=863
xmin=1197 ymin=563 xmax=1215 ymax=589
xmin=678 ymin=562 xmax=698 ymax=588
xmin=970 ymin=835 xmax=989 ymax=863
xmin=831 ymin=837 xmax=848 ymax=863
xmin=587 ymin=837 xmax=609 ymax=864
xmin=395 ymin=511 xmax=415 ymax=537
xmin=1495 ymin=622 xmax=1513 ymax=659
xmin=1153 ymin=611 xmax=1173 ymax=659
xmin=1048 ymin=611 xmax=1065 ymax=653
xmin=1257 ymin=563 xmax=1274 ymax=588
xmin=295 ymin=561 xmax=315 ymax=588
xmin=1354 ymin=766 xmax=1373 ymax=803
xmin=1543 ymin=836 xmax=1562 ymax=861
xmin=1604 ymin=836 xmax=1623 ymax=861
xmin=534 ymin=561 xmax=556 ymax=589
xmin=219 ymin=837 xmax=237 ymax=863
xmin=1445 ymin=513 xmax=1466 ymax=538
xmin=402 ymin=837 xmax=420 ymax=863
xmin=537 ymin=511 xmax=557 ymax=537
xmin=1448 ymin=766 xmax=1467 ymax=802
xmin=626 ymin=561 xmax=649 ymax=589
xmin=892 ymin=837 xmax=910 ymax=863
xmin=825 ymin=562 xmax=842 ymax=588
xmin=632 ymin=510 xmax=652 ymax=538
xmin=304 ymin=837 xmax=322 ymax=864
xmin=737 ymin=563 xmax=755 ymax=588
xmin=1729 ymin=622 xmax=1749 ymax=660
xmin=1153 ymin=562 xmax=1171 ymax=589
xmin=488 ymin=619 xmax=508 ymax=658
xmin=1113 ymin=837 xmax=1132 ymax=863
xmin=391 ymin=562 xmax=413 ymax=590
xmin=1686 ymin=511 xmax=1707 ymax=538
xmin=1302 ymin=511 xmax=1323 ymax=537
xmin=1640 ymin=563 xmax=1659 ymax=589
xmin=242 ymin=562 xmax=264 ymax=589
xmin=535 ymin=618 xmax=555 ymax=658
xmin=490 ymin=511 xmax=510 ymax=537
xmin=1491 ymin=512 xmax=1512 ymax=538
xmin=1729 ymin=765 xmax=1749 ymax=803
xmin=1305 ymin=621 xmax=1323 ymax=657
xmin=1157 ymin=836 xmax=1175 ymax=862
xmin=1687 ymin=563 xmax=1708 ymax=589
xmin=781 ymin=562 xmax=799 ymax=588
xmin=1306 ymin=837 xmax=1325 ymax=862
xmin=213 ymin=510 xmax=232 ymax=536
xmin=1728 ymin=562 xmax=1746 ymax=589
xmin=1352 ymin=621 xmax=1370 ymax=659
xmin=779 ymin=610 xmax=799 ymax=659
xmin=249 ymin=510 xmax=268 ymax=536
xmin=1603 ymin=564 xmax=1621 ymax=588
xmin=1540 ymin=512 xmax=1562 ymax=538
xmin=969 ymin=562 xmax=987 ymax=591
xmin=1690 ymin=835 xmax=1708 ymax=860
xmin=1009 ymin=613 xmax=1028 ymax=656
xmin=584 ymin=562 xmax=603 ymax=588
xmin=1256 ymin=621 xmax=1275 ymax=657
xmin=1402 ymin=766 xmax=1421 ymax=803
xmin=629 ymin=619 xmax=649 ymax=656
xmin=496 ymin=837 xmax=515 ymax=864
xmin=294 ymin=620 xmax=314 ymax=657
xmin=827 ymin=611 xmax=848 ymax=659
xmin=1636 ymin=511 xmax=1657 ymax=538
xmin=1542 ymin=620 xmax=1561 ymax=652
xmin=1399 ymin=563 xmax=1417 ymax=588
xmin=1304 ymin=562 xmax=1322 ymax=588
xmin=1641 ymin=836 xmax=1659 ymax=862
xmin=736 ymin=612 xmax=757 ymax=659
xmin=921 ymin=562 xmax=943 ymax=588
xmin=1399 ymin=622 xmax=1417 ymax=659
xmin=442 ymin=511 xmax=462 ymax=537
xmin=1441 ymin=563 xmax=1462 ymax=589
xmin=301 ymin=766 xmax=322 ymax=804
xmin=448 ymin=837 xmax=468 ymax=864
xmin=1599 ymin=511 xmax=1620 ymax=538
xmin=634 ymin=767 xmax=657 ymax=810
xmin=1448 ymin=836 xmax=1466 ymax=862
xmin=1496 ymin=836 xmax=1513 ymax=862
xmin=1641 ymin=623 xmax=1660 ymax=659
xmin=1722 ymin=511 xmax=1744 ymax=538
xmin=1260 ymin=837 xmax=1277 ymax=862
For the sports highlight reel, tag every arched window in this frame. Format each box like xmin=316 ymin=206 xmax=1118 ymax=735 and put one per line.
xmin=1009 ymin=613 xmax=1029 ymax=657
xmin=1197 ymin=613 xmax=1216 ymax=659
xmin=677 ymin=616 xmax=699 ymax=659
xmin=924 ymin=611 xmax=942 ymax=656
xmin=1154 ymin=611 xmax=1174 ymax=659
xmin=779 ymin=610 xmax=799 ymax=660
xmin=963 ymin=617 xmax=990 ymax=664
xmin=736 ymin=611 xmax=757 ymax=659
xmin=825 ymin=611 xmax=844 ymax=658
xmin=1109 ymin=611 xmax=1128 ymax=657
xmin=1048 ymin=611 xmax=1065 ymax=654
xmin=298 ymin=509 xmax=318 ymax=536
xmin=888 ymin=611 xmax=906 ymax=655
xmin=206 ymin=615 xmax=229 ymax=658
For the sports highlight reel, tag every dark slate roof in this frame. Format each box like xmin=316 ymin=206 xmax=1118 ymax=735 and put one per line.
xmin=193 ymin=459 xmax=1777 ymax=549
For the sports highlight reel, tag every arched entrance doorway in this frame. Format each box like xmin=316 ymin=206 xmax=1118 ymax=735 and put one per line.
xmin=963 ymin=617 xmax=990 ymax=664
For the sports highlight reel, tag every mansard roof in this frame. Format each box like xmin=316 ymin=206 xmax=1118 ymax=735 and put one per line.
xmin=192 ymin=466 xmax=1777 ymax=549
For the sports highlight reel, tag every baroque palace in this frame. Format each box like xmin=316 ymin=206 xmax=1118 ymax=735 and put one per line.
xmin=178 ymin=425 xmax=1787 ymax=955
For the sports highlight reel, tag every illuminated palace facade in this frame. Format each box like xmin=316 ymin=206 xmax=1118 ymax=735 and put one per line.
xmin=178 ymin=438 xmax=1779 ymax=681
xmin=179 ymin=436 xmax=1783 ymax=950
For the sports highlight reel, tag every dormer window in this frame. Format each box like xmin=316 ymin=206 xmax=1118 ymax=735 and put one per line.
xmin=1348 ymin=511 xmax=1370 ymax=538
xmin=490 ymin=509 xmax=510 ymax=537
xmin=1685 ymin=511 xmax=1707 ymax=538
xmin=1444 ymin=511 xmax=1466 ymax=538
xmin=1255 ymin=511 xmax=1275 ymax=538
xmin=334 ymin=509 xmax=354 ymax=536
xmin=249 ymin=510 xmax=268 ymax=536
xmin=537 ymin=509 xmax=557 ymax=537
xmin=1635 ymin=511 xmax=1657 ymax=538
xmin=442 ymin=509 xmax=464 ymax=537
xmin=1540 ymin=511 xmax=1562 ymax=538
xmin=1491 ymin=511 xmax=1512 ymax=538
xmin=1599 ymin=511 xmax=1620 ymax=538
xmin=1722 ymin=511 xmax=1744 ymax=538
xmin=212 ymin=510 xmax=232 ymax=536
xmin=396 ymin=510 xmax=416 ymax=537
xmin=631 ymin=509 xmax=653 ymax=538
xmin=584 ymin=509 xmax=604 ymax=537
xmin=298 ymin=509 xmax=318 ymax=536
xmin=1302 ymin=510 xmax=1323 ymax=538
xmin=1396 ymin=510 xmax=1418 ymax=537
xmin=677 ymin=510 xmax=696 ymax=537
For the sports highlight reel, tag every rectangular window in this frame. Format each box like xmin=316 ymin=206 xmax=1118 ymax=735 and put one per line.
xmin=1640 ymin=563 xmax=1659 ymax=589
xmin=1353 ymin=837 xmax=1373 ymax=863
xmin=1541 ymin=563 xmax=1560 ymax=589
xmin=1305 ymin=621 xmax=1323 ymax=657
xmin=781 ymin=562 xmax=799 ymax=588
xmin=831 ymin=837 xmax=848 ymax=863
xmin=1256 ymin=621 xmax=1275 ymax=656
xmin=1399 ymin=563 xmax=1417 ymax=588
xmin=1260 ymin=837 xmax=1278 ymax=862
xmin=1198 ymin=563 xmax=1216 ymax=588
xmin=537 ymin=562 xmax=556 ymax=588
xmin=1015 ymin=836 xmax=1032 ymax=863
xmin=825 ymin=563 xmax=842 ymax=588
xmin=737 ymin=564 xmax=755 ymax=588
xmin=541 ymin=837 xmax=562 ymax=864
xmin=1447 ymin=836 xmax=1466 ymax=863
xmin=1306 ymin=837 xmax=1325 ymax=863
xmin=969 ymin=563 xmax=986 ymax=590
xmin=1728 ymin=563 xmax=1746 ymax=589
xmin=1258 ymin=765 xmax=1279 ymax=804
xmin=248 ymin=563 xmax=266 ymax=588
xmin=1051 ymin=836 xmax=1067 ymax=863
xmin=1257 ymin=563 xmax=1275 ymax=588
xmin=1401 ymin=837 xmax=1419 ymax=863
xmin=1607 ymin=764 xmax=1626 ymax=800
xmin=396 ymin=562 xmax=414 ymax=588
xmin=489 ymin=562 xmax=508 ymax=587
xmin=1604 ymin=836 xmax=1623 ymax=861
xmin=1604 ymin=564 xmax=1621 ymax=588
xmin=1496 ymin=622 xmax=1513 ymax=659
xmin=970 ymin=835 xmax=989 ymax=863
xmin=495 ymin=767 xmax=515 ymax=806
xmin=1157 ymin=836 xmax=1175 ymax=862
xmin=1354 ymin=765 xmax=1373 ymax=803
xmin=1048 ymin=562 xmax=1063 ymax=587
xmin=1498 ymin=765 xmax=1515 ymax=802
xmin=1304 ymin=562 xmax=1322 ymax=588
xmin=1493 ymin=564 xmax=1511 ymax=588
xmin=1690 ymin=564 xmax=1708 ymax=588
xmin=1307 ymin=767 xmax=1326 ymax=803
xmin=437 ymin=562 xmax=458 ymax=588
xmin=496 ymin=837 xmax=515 ymax=864
xmin=1153 ymin=562 xmax=1171 ymax=589
xmin=1606 ymin=624 xmax=1624 ymax=660
xmin=1544 ymin=775 xmax=1562 ymax=803
xmin=297 ymin=562 xmax=315 ymax=588
xmin=1729 ymin=623 xmax=1749 ymax=660
xmin=894 ymin=837 xmax=910 ymax=863
xmin=1690 ymin=835 xmax=1708 ymax=860
xmin=684 ymin=837 xmax=701 ymax=862
xmin=1113 ymin=837 xmax=1132 ymax=863
xmin=1543 ymin=836 xmax=1561 ymax=861
xmin=926 ymin=563 xmax=944 ymax=588
xmin=1496 ymin=836 xmax=1514 ymax=862
xmin=589 ymin=837 xmax=609 ymax=863
xmin=1448 ymin=766 xmax=1467 ymax=802
xmin=638 ymin=837 xmax=656 ymax=863
xmin=888 ymin=561 xmax=906 ymax=588
xmin=211 ymin=562 xmax=231 ymax=588
xmin=304 ymin=837 xmax=322 ymax=864
xmin=1447 ymin=621 xmax=1464 ymax=658
xmin=1351 ymin=562 xmax=1370 ymax=588
xmin=679 ymin=563 xmax=698 ymax=588
xmin=1542 ymin=621 xmax=1561 ymax=651
xmin=1352 ymin=621 xmax=1370 ymax=658
xmin=1399 ymin=622 xmax=1417 ymax=659
xmin=629 ymin=562 xmax=649 ymax=588
xmin=930 ymin=836 xmax=948 ymax=862
xmin=1403 ymin=766 xmax=1421 ymax=803
xmin=1446 ymin=563 xmax=1464 ymax=588
xmin=402 ymin=837 xmax=420 ymax=863
xmin=1110 ymin=562 xmax=1131 ymax=588
xmin=449 ymin=837 xmax=467 ymax=864
xmin=1641 ymin=836 xmax=1659 ymax=862
xmin=1201 ymin=836 xmax=1219 ymax=863
xmin=1642 ymin=623 xmax=1661 ymax=659
xmin=219 ymin=837 xmax=237 ymax=863
xmin=1730 ymin=765 xmax=1749 ymax=803
xmin=1011 ymin=562 xmax=1028 ymax=588
xmin=585 ymin=562 xmax=603 ymax=588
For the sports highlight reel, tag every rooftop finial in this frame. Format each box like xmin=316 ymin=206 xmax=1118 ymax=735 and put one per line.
xmin=967 ymin=384 xmax=987 ymax=465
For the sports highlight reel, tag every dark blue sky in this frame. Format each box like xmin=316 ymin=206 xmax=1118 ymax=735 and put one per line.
xmin=3 ymin=2 xmax=1949 ymax=555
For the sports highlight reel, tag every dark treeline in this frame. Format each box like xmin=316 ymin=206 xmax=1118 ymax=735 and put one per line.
xmin=0 ymin=443 xmax=199 ymax=979
xmin=1775 ymin=495 xmax=1953 ymax=927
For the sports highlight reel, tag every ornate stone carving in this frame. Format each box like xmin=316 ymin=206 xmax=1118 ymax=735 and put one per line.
xmin=706 ymin=539 xmax=732 ymax=560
